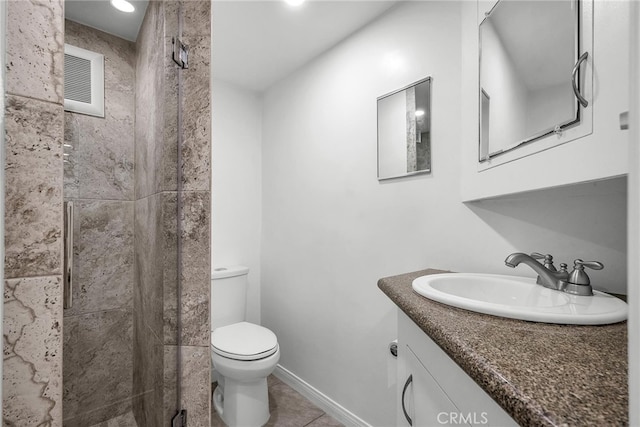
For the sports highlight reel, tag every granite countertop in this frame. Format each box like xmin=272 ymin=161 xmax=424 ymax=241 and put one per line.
xmin=378 ymin=269 xmax=628 ymax=427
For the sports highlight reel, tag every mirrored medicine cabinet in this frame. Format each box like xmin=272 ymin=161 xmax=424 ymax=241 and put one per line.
xmin=479 ymin=0 xmax=588 ymax=163
xmin=377 ymin=77 xmax=432 ymax=180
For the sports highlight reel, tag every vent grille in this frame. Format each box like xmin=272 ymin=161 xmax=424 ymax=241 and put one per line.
xmin=64 ymin=53 xmax=92 ymax=104
xmin=63 ymin=44 xmax=104 ymax=117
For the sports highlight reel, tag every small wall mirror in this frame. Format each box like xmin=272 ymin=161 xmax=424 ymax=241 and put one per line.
xmin=377 ymin=77 xmax=432 ymax=180
xmin=479 ymin=0 xmax=584 ymax=162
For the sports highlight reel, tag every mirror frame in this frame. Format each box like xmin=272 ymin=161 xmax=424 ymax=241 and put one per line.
xmin=478 ymin=0 xmax=583 ymax=162
xmin=377 ymin=76 xmax=433 ymax=181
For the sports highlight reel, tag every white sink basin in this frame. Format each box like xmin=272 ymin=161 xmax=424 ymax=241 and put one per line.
xmin=412 ymin=273 xmax=628 ymax=325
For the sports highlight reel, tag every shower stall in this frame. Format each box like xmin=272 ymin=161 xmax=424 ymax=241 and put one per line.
xmin=2 ymin=1 xmax=211 ymax=426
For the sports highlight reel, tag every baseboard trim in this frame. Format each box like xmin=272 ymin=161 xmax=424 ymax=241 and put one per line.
xmin=273 ymin=364 xmax=372 ymax=427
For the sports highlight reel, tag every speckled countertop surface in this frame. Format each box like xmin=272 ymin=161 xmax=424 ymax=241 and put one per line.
xmin=378 ymin=269 xmax=628 ymax=427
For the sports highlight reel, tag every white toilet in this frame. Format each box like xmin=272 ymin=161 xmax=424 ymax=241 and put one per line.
xmin=211 ymin=266 xmax=280 ymax=427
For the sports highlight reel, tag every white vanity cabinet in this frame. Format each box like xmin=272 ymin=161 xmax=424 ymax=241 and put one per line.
xmin=460 ymin=0 xmax=629 ymax=201
xmin=396 ymin=310 xmax=517 ymax=427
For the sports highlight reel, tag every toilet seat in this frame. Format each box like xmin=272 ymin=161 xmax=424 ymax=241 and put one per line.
xmin=212 ymin=322 xmax=278 ymax=361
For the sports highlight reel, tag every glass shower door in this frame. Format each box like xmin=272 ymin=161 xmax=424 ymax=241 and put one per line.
xmin=61 ymin=1 xmax=212 ymax=426
xmin=62 ymin=15 xmax=137 ymax=426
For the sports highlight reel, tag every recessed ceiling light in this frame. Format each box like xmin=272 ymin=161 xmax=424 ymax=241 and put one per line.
xmin=285 ymin=0 xmax=305 ymax=7
xmin=111 ymin=0 xmax=135 ymax=13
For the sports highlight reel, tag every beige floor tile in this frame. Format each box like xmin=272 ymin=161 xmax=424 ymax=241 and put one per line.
xmin=211 ymin=375 xmax=344 ymax=427
xmin=89 ymin=411 xmax=138 ymax=427
xmin=304 ymin=414 xmax=344 ymax=427
xmin=211 ymin=409 xmax=226 ymax=427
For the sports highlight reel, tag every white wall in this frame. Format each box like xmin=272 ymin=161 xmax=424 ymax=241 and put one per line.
xmin=260 ymin=2 xmax=627 ymax=425
xmin=211 ymin=79 xmax=263 ymax=324
xmin=628 ymin=2 xmax=639 ymax=422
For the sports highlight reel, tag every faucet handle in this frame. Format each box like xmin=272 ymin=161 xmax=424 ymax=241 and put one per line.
xmin=530 ymin=252 xmax=557 ymax=271
xmin=563 ymin=259 xmax=603 ymax=296
xmin=574 ymin=259 xmax=604 ymax=271
xmin=567 ymin=259 xmax=604 ymax=285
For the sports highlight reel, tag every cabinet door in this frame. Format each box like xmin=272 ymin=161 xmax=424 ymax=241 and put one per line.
xmin=399 ymin=344 xmax=466 ymax=427
xmin=398 ymin=310 xmax=517 ymax=426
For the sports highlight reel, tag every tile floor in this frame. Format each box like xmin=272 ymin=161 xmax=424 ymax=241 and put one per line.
xmin=89 ymin=375 xmax=343 ymax=427
xmin=88 ymin=411 xmax=137 ymax=427
xmin=212 ymin=375 xmax=345 ymax=427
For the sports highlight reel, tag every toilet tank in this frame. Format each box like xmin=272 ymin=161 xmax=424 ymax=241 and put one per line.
xmin=211 ymin=265 xmax=249 ymax=331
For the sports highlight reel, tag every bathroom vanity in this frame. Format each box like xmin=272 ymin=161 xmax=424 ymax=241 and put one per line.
xmin=379 ymin=269 xmax=628 ymax=426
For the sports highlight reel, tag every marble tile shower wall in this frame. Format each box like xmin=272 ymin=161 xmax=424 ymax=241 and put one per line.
xmin=2 ymin=1 xmax=210 ymax=425
xmin=62 ymin=21 xmax=136 ymax=426
xmin=3 ymin=0 xmax=65 ymax=425
xmin=133 ymin=1 xmax=211 ymax=426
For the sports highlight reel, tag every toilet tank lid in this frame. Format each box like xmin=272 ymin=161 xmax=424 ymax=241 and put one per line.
xmin=212 ymin=265 xmax=249 ymax=280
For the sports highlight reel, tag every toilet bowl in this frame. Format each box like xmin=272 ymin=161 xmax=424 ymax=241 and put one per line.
xmin=211 ymin=267 xmax=280 ymax=427
xmin=211 ymin=322 xmax=280 ymax=427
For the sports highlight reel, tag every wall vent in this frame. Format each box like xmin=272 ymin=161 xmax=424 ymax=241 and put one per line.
xmin=64 ymin=44 xmax=104 ymax=117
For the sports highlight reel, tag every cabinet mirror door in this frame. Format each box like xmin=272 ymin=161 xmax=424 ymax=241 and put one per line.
xmin=479 ymin=0 xmax=586 ymax=162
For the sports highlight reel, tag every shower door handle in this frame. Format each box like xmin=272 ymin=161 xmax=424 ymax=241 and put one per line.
xmin=64 ymin=201 xmax=73 ymax=309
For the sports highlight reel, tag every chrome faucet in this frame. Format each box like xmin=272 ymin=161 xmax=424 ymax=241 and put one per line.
xmin=505 ymin=252 xmax=604 ymax=296
xmin=505 ymin=252 xmax=569 ymax=291
xmin=530 ymin=252 xmax=560 ymax=286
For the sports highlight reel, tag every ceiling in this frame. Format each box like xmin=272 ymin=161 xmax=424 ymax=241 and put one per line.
xmin=65 ymin=0 xmax=149 ymax=42
xmin=65 ymin=0 xmax=398 ymax=92
xmin=212 ymin=1 xmax=398 ymax=92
